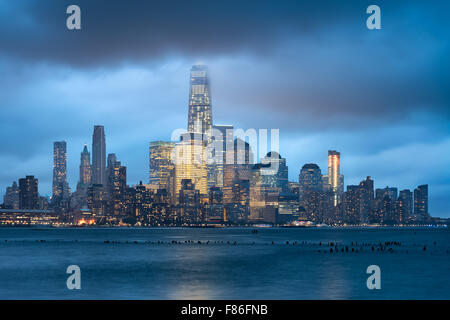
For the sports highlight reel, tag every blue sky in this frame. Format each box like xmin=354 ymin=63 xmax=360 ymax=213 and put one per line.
xmin=0 ymin=0 xmax=449 ymax=217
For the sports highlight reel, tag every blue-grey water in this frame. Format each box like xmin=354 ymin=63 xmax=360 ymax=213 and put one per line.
xmin=0 ymin=227 xmax=448 ymax=299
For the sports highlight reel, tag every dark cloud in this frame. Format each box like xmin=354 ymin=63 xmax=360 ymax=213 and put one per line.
xmin=0 ymin=1 xmax=449 ymax=216
xmin=3 ymin=1 xmax=445 ymax=66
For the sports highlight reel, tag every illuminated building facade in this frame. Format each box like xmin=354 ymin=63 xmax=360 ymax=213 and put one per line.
xmin=207 ymin=186 xmax=225 ymax=221
xmin=298 ymin=163 xmax=322 ymax=199
xmin=179 ymin=179 xmax=201 ymax=221
xmin=344 ymin=185 xmax=360 ymax=224
xmin=223 ymin=139 xmax=252 ymax=204
xmin=327 ymin=150 xmax=343 ymax=206
xmin=188 ymin=65 xmax=212 ymax=134
xmin=174 ymin=133 xmax=208 ymax=200
xmin=397 ymin=189 xmax=413 ymax=223
xmin=209 ymin=124 xmax=234 ymax=188
xmin=260 ymin=152 xmax=289 ymax=193
xmin=249 ymin=163 xmax=279 ymax=224
xmin=149 ymin=141 xmax=175 ymax=191
xmin=52 ymin=141 xmax=70 ymax=202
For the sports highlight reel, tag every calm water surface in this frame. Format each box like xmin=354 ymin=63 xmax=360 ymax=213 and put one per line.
xmin=0 ymin=227 xmax=448 ymax=299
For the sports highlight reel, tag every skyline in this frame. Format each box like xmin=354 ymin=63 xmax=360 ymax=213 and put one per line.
xmin=0 ymin=1 xmax=449 ymax=217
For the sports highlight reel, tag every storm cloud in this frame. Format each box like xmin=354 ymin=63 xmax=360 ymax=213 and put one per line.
xmin=0 ymin=0 xmax=449 ymax=216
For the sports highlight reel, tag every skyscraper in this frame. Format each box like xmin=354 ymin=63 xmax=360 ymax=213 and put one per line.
xmin=209 ymin=124 xmax=234 ymax=188
xmin=358 ymin=176 xmax=374 ymax=224
xmin=92 ymin=125 xmax=106 ymax=186
xmin=344 ymin=185 xmax=360 ymax=224
xmin=149 ymin=141 xmax=175 ymax=191
xmin=260 ymin=152 xmax=289 ymax=193
xmin=299 ymin=163 xmax=323 ymax=199
xmin=414 ymin=184 xmax=429 ymax=221
xmin=107 ymin=153 xmax=127 ymax=216
xmin=188 ymin=65 xmax=212 ymax=134
xmin=52 ymin=141 xmax=70 ymax=202
xmin=327 ymin=150 xmax=343 ymax=206
xmin=223 ymin=138 xmax=253 ymax=205
xmin=79 ymin=144 xmax=91 ymax=186
xmin=19 ymin=176 xmax=38 ymax=210
xmin=397 ymin=189 xmax=413 ymax=223
xmin=174 ymin=133 xmax=208 ymax=200
xmin=3 ymin=181 xmax=19 ymax=209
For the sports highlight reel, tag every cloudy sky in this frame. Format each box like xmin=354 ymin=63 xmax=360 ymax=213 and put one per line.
xmin=0 ymin=0 xmax=449 ymax=217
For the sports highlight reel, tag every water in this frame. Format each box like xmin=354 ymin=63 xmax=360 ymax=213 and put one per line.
xmin=0 ymin=227 xmax=448 ymax=299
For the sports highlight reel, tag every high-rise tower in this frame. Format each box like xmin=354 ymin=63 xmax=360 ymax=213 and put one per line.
xmin=92 ymin=125 xmax=106 ymax=186
xmin=328 ymin=150 xmax=343 ymax=206
xmin=79 ymin=144 xmax=91 ymax=186
xmin=414 ymin=184 xmax=428 ymax=221
xmin=149 ymin=141 xmax=175 ymax=191
xmin=188 ymin=65 xmax=212 ymax=134
xmin=52 ymin=141 xmax=70 ymax=201
xmin=19 ymin=176 xmax=38 ymax=210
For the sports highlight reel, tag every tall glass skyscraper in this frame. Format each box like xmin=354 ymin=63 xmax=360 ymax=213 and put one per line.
xmin=149 ymin=141 xmax=175 ymax=191
xmin=52 ymin=141 xmax=70 ymax=200
xmin=328 ymin=150 xmax=343 ymax=206
xmin=188 ymin=65 xmax=212 ymax=134
xmin=92 ymin=125 xmax=106 ymax=186
xmin=174 ymin=133 xmax=208 ymax=200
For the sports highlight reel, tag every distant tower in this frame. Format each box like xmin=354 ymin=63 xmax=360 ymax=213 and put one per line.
xmin=149 ymin=141 xmax=175 ymax=190
xmin=358 ymin=176 xmax=374 ymax=224
xmin=397 ymin=189 xmax=413 ymax=223
xmin=174 ymin=133 xmax=208 ymax=200
xmin=299 ymin=163 xmax=323 ymax=199
xmin=210 ymin=124 xmax=234 ymax=188
xmin=414 ymin=184 xmax=428 ymax=220
xmin=188 ymin=65 xmax=212 ymax=134
xmin=79 ymin=144 xmax=91 ymax=186
xmin=92 ymin=125 xmax=106 ymax=186
xmin=3 ymin=181 xmax=19 ymax=209
xmin=261 ymin=152 xmax=289 ymax=193
xmin=19 ymin=176 xmax=38 ymax=210
xmin=328 ymin=150 xmax=343 ymax=206
xmin=52 ymin=141 xmax=70 ymax=201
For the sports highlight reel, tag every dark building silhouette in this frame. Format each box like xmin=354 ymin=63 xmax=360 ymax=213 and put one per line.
xmin=299 ymin=163 xmax=323 ymax=199
xmin=52 ymin=141 xmax=70 ymax=203
xmin=414 ymin=184 xmax=429 ymax=221
xmin=179 ymin=179 xmax=201 ymax=222
xmin=397 ymin=189 xmax=413 ymax=223
xmin=107 ymin=153 xmax=127 ymax=216
xmin=79 ymin=144 xmax=91 ymax=187
xmin=19 ymin=176 xmax=38 ymax=210
xmin=208 ymin=186 xmax=225 ymax=221
xmin=3 ymin=181 xmax=19 ymax=209
xmin=92 ymin=125 xmax=106 ymax=186
xmin=358 ymin=176 xmax=374 ymax=224
xmin=344 ymin=185 xmax=360 ymax=224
